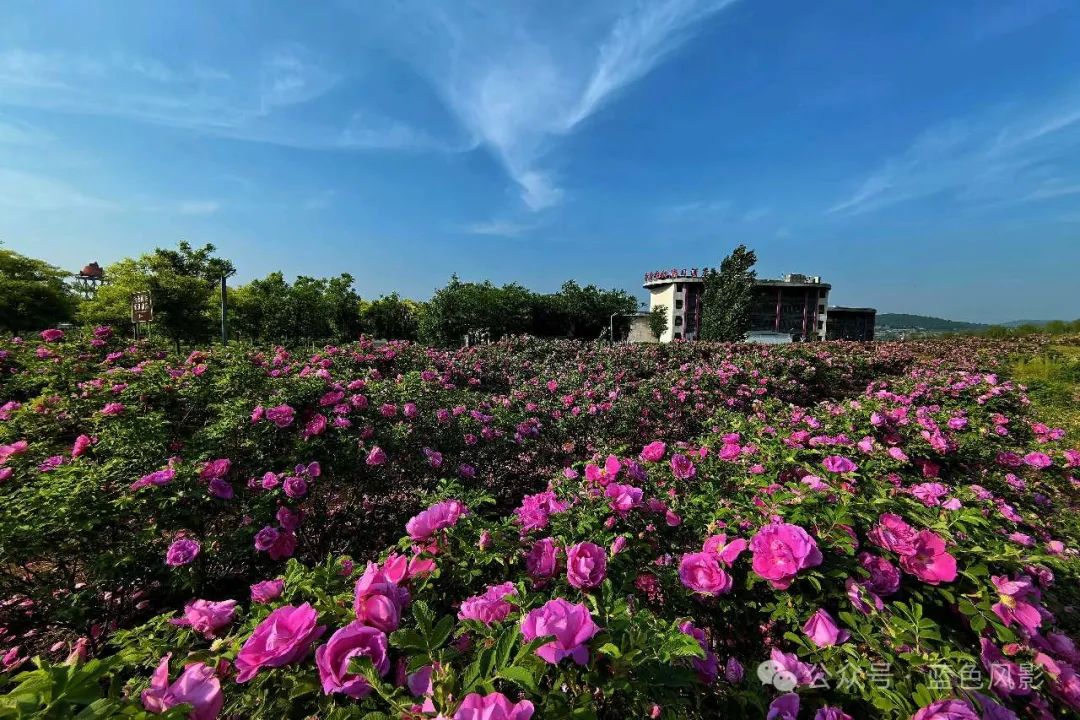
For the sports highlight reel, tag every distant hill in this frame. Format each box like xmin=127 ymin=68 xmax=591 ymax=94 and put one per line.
xmin=1000 ymin=319 xmax=1051 ymax=328
xmin=875 ymin=313 xmax=988 ymax=332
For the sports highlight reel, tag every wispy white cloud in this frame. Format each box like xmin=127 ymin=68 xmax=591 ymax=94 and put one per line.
xmin=0 ymin=46 xmax=434 ymax=153
xmin=177 ymin=200 xmax=221 ymax=216
xmin=0 ymin=168 xmax=118 ymax=210
xmin=461 ymin=219 xmax=537 ymax=238
xmin=377 ymin=0 xmax=738 ymax=210
xmin=828 ymin=91 xmax=1080 ymax=216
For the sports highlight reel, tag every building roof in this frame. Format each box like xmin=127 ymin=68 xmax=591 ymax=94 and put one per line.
xmin=827 ymin=306 xmax=877 ymax=313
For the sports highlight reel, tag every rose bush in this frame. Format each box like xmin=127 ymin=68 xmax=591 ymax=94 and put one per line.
xmin=2 ymin=329 xmax=1078 ymax=718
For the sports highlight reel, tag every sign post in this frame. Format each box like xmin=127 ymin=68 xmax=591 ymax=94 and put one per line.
xmin=131 ymin=291 xmax=153 ymax=340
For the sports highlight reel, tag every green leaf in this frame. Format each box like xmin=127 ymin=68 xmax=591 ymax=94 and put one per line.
xmin=497 ymin=666 xmax=538 ymax=693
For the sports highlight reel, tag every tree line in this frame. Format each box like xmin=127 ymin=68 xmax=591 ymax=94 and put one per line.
xmin=0 ymin=242 xmax=641 ymax=347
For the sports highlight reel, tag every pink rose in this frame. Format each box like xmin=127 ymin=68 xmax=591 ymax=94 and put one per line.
xmin=234 ymin=603 xmax=325 ymax=683
xmin=315 ymin=622 xmax=389 ymax=698
xmin=750 ymin=523 xmax=822 ymax=590
xmin=265 ymin=404 xmax=295 ymax=428
xmin=165 ymin=538 xmax=200 ymax=567
xmin=678 ymin=552 xmax=732 ymax=596
xmin=566 ymin=542 xmax=606 ymax=589
xmin=366 ymin=445 xmax=388 ymax=466
xmin=71 ymin=434 xmax=93 ymax=457
xmin=406 ymin=499 xmax=468 ymax=541
xmin=142 ymin=654 xmax=223 ymax=720
xmin=604 ymin=483 xmax=643 ymax=514
xmin=678 ymin=621 xmax=718 ymax=683
xmin=521 ymin=598 xmax=600 ymax=665
xmin=801 ymin=608 xmax=849 ymax=648
xmin=353 ymin=563 xmax=407 ymax=633
xmin=454 ymin=692 xmax=534 ymax=720
xmin=866 ymin=513 xmax=919 ymax=556
xmin=899 ymin=530 xmax=957 ymax=585
xmin=911 ymin=699 xmax=980 ymax=720
xmin=458 ymin=582 xmax=517 ymax=625
xmin=670 ymin=453 xmax=696 ymax=480
xmin=250 ymin=579 xmax=284 ymax=603
xmin=169 ymin=599 xmax=237 ymax=639
xmin=525 ymin=538 xmax=560 ymax=580
xmin=640 ymin=441 xmax=666 ymax=462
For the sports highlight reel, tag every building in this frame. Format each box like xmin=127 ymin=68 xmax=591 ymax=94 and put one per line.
xmin=642 ymin=268 xmax=706 ymax=341
xmin=825 ymin=306 xmax=876 ymax=341
xmin=751 ymin=274 xmax=830 ymax=341
xmin=643 ymin=270 xmax=831 ymax=342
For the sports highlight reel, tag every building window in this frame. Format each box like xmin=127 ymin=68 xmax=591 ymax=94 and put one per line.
xmin=674 ymin=332 xmax=682 ymax=339
xmin=675 ymin=299 xmax=684 ymax=309
xmin=674 ymin=316 xmax=683 ymax=326
xmin=676 ymin=283 xmax=683 ymax=293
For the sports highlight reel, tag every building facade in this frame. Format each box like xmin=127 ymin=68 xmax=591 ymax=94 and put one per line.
xmin=825 ymin=306 xmax=876 ymax=341
xmin=643 ymin=270 xmax=830 ymax=342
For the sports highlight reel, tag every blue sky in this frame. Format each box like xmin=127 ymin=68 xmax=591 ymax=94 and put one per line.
xmin=1 ymin=0 xmax=1079 ymax=322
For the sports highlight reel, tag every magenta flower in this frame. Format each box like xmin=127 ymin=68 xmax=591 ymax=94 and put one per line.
xmin=169 ymin=599 xmax=237 ymax=639
xmin=814 ymin=708 xmax=854 ymax=720
xmin=406 ymin=499 xmax=468 ymax=541
xmin=234 ymin=603 xmax=325 ymax=683
xmin=314 ymin=622 xmax=389 ymax=698
xmin=911 ymin=699 xmax=980 ymax=720
xmin=131 ymin=468 xmax=176 ymax=491
xmin=254 ymin=526 xmax=280 ymax=552
xmin=640 ymin=441 xmax=666 ymax=462
xmin=100 ymin=402 xmax=125 ymax=416
xmin=366 ymin=445 xmax=388 ymax=466
xmin=265 ymin=404 xmax=295 ymax=428
xmin=678 ymin=552 xmax=732 ymax=596
xmin=670 ymin=453 xmax=696 ymax=480
xmin=898 ymin=530 xmax=957 ymax=585
xmin=454 ymin=692 xmax=535 ymax=720
xmin=520 ymin=598 xmax=600 ymax=665
xmin=769 ymin=648 xmax=820 ymax=687
xmin=199 ymin=458 xmax=231 ymax=481
xmin=979 ymin=638 xmax=1030 ymax=697
xmin=526 ymin=538 xmax=561 ymax=579
xmin=1023 ymin=451 xmax=1052 ymax=469
xmin=208 ymin=477 xmax=233 ymax=499
xmin=165 ymin=538 xmax=200 ymax=567
xmin=767 ymin=693 xmax=799 ymax=720
xmin=678 ymin=621 xmax=718 ymax=683
xmin=566 ymin=542 xmax=607 ymax=589
xmin=991 ymin=575 xmax=1043 ymax=634
xmin=801 ymin=608 xmax=849 ymax=647
xmin=858 ymin=553 xmax=900 ymax=596
xmin=458 ymin=582 xmax=517 ymax=625
xmin=866 ymin=513 xmax=919 ymax=556
xmin=822 ymin=455 xmax=858 ymax=473
xmin=250 ymin=578 xmax=284 ymax=604
xmin=702 ymin=534 xmax=747 ymax=565
xmin=40 ymin=329 xmax=64 ymax=343
xmin=71 ymin=434 xmax=93 ymax=457
xmin=302 ymin=413 xmax=327 ymax=438
xmin=141 ymin=654 xmax=223 ymax=720
xmin=353 ymin=562 xmax=406 ymax=633
xmin=515 ymin=491 xmax=569 ymax=532
xmin=604 ymin=482 xmax=643 ymax=515
xmin=750 ymin=523 xmax=823 ymax=590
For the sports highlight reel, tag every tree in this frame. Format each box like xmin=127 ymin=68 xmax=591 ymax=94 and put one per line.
xmin=699 ymin=244 xmax=758 ymax=342
xmin=0 ymin=247 xmax=78 ymax=333
xmin=649 ymin=305 xmax=669 ymax=340
xmin=80 ymin=241 xmax=234 ymax=348
xmin=362 ymin=293 xmax=419 ymax=340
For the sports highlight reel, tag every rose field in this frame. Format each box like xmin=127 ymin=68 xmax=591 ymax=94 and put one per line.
xmin=2 ymin=330 xmax=1080 ymax=719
